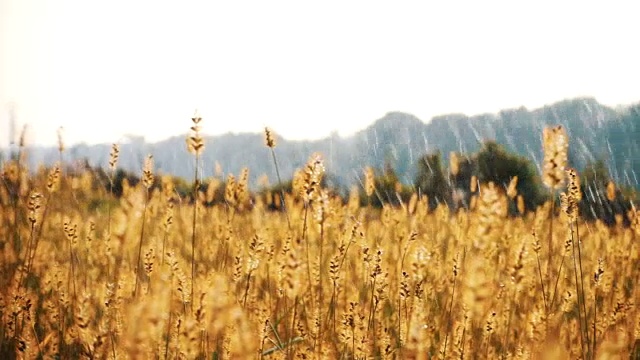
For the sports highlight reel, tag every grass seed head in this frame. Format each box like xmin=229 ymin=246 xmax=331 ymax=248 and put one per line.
xmin=187 ymin=110 xmax=205 ymax=155
xmin=109 ymin=143 xmax=120 ymax=172
xmin=142 ymin=155 xmax=154 ymax=189
xmin=542 ymin=125 xmax=569 ymax=190
xmin=46 ymin=163 xmax=61 ymax=193
xmin=225 ymin=174 xmax=237 ymax=206
xmin=264 ymin=127 xmax=276 ymax=148
xmin=364 ymin=167 xmax=375 ymax=198
xmin=27 ymin=191 xmax=43 ymax=226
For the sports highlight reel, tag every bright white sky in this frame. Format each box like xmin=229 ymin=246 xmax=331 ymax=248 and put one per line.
xmin=1 ymin=1 xmax=639 ymax=147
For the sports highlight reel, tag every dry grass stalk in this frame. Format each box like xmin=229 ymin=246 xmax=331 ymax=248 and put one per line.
xmin=187 ymin=111 xmax=204 ymax=310
xmin=264 ymin=127 xmax=291 ymax=229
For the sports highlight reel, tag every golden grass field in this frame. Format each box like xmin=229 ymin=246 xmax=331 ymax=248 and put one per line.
xmin=1 ymin=122 xmax=639 ymax=359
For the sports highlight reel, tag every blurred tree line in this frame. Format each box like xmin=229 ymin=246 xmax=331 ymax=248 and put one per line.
xmin=2 ymin=138 xmax=637 ymax=227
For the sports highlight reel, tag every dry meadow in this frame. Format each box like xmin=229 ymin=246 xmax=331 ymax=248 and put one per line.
xmin=1 ymin=122 xmax=639 ymax=359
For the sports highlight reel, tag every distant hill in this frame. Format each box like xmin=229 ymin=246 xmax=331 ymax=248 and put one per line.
xmin=6 ymin=97 xmax=640 ymax=191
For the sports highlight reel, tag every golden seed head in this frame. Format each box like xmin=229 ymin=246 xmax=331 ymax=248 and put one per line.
xmin=234 ymin=168 xmax=250 ymax=209
xmin=594 ymin=258 xmax=604 ymax=286
xmin=566 ymin=168 xmax=582 ymax=201
xmin=542 ymin=125 xmax=569 ymax=190
xmin=63 ymin=219 xmax=78 ymax=246
xmin=109 ymin=143 xmax=120 ymax=171
xmin=560 ymin=192 xmax=578 ymax=222
xmin=225 ymin=174 xmax=237 ymax=205
xmin=531 ymin=231 xmax=541 ymax=253
xmin=187 ymin=110 xmax=205 ymax=155
xmin=364 ymin=167 xmax=375 ymax=198
xmin=142 ymin=155 xmax=154 ymax=189
xmin=27 ymin=191 xmax=43 ymax=225
xmin=301 ymin=153 xmax=325 ymax=203
xmin=511 ymin=243 xmax=525 ymax=284
xmin=46 ymin=163 xmax=61 ymax=193
xmin=560 ymin=168 xmax=581 ymax=222
xmin=264 ymin=127 xmax=276 ymax=148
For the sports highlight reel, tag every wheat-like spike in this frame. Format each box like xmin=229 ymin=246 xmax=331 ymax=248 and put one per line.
xmin=109 ymin=143 xmax=120 ymax=171
xmin=225 ymin=174 xmax=237 ymax=207
xmin=27 ymin=191 xmax=43 ymax=226
xmin=142 ymin=155 xmax=154 ymax=189
xmin=264 ymin=127 xmax=276 ymax=148
xmin=187 ymin=111 xmax=205 ymax=155
xmin=560 ymin=170 xmax=581 ymax=223
xmin=235 ymin=168 xmax=250 ymax=210
xmin=567 ymin=168 xmax=582 ymax=201
xmin=364 ymin=166 xmax=375 ymax=198
xmin=46 ymin=163 xmax=61 ymax=193
xmin=542 ymin=125 xmax=569 ymax=190
xmin=301 ymin=153 xmax=325 ymax=204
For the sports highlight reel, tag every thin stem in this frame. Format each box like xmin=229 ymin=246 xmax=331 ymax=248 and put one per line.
xmin=17 ymin=221 xmax=37 ymax=290
xmin=442 ymin=276 xmax=457 ymax=358
xmin=302 ymin=204 xmax=314 ymax=306
xmin=547 ymin=197 xmax=555 ymax=297
xmin=191 ymin=152 xmax=200 ymax=311
xmin=592 ymin=287 xmax=597 ymax=359
xmin=570 ymin=222 xmax=587 ymax=360
xmin=576 ymin=221 xmax=590 ymax=350
xmin=270 ymin=148 xmax=291 ymax=229
xmin=287 ymin=297 xmax=298 ymax=360
xmin=242 ymin=271 xmax=253 ymax=308
xmin=535 ymin=250 xmax=548 ymax=312
xmin=133 ymin=189 xmax=149 ymax=297
xmin=68 ymin=235 xmax=77 ymax=309
xmin=549 ymin=255 xmax=566 ymax=310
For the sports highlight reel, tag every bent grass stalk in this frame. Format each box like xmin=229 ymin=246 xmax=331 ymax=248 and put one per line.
xmin=265 ymin=127 xmax=291 ymax=229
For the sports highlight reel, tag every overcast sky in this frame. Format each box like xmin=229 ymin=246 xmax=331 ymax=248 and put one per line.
xmin=1 ymin=0 xmax=639 ymax=147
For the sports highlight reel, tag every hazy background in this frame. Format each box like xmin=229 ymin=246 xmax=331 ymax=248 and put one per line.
xmin=1 ymin=0 xmax=639 ymax=147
